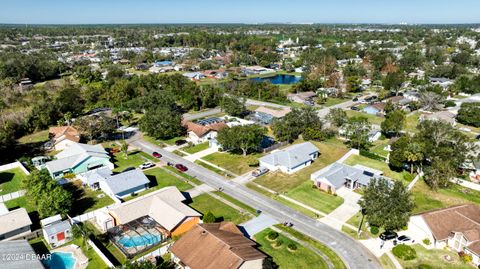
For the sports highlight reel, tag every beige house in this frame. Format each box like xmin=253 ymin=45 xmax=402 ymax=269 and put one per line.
xmin=0 ymin=204 xmax=32 ymax=241
xmin=49 ymin=126 xmax=81 ymax=151
xmin=170 ymin=222 xmax=266 ymax=269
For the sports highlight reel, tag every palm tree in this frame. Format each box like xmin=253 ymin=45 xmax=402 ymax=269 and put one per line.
xmin=72 ymin=223 xmax=93 ymax=250
xmin=121 ymin=141 xmax=129 ymax=159
xmin=405 ymin=142 xmax=423 ymax=175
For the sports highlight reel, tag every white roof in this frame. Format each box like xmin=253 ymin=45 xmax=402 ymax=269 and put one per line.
xmin=109 ymin=186 xmax=201 ymax=231
xmin=0 ymin=208 xmax=31 ymax=236
xmin=40 ymin=214 xmax=62 ymax=227
xmin=259 ymin=142 xmax=319 ymax=169
xmin=45 ymin=142 xmax=109 ymax=173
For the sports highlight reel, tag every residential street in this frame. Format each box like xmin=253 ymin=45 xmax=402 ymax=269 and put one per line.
xmin=128 ymin=132 xmax=381 ymax=269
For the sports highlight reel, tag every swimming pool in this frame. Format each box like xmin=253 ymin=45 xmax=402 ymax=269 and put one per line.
xmin=118 ymin=234 xmax=162 ymax=248
xmin=44 ymin=252 xmax=76 ymax=269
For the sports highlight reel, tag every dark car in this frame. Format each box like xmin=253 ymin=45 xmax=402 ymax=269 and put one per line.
xmin=351 ymin=106 xmax=360 ymax=111
xmin=152 ymin=152 xmax=162 ymax=158
xmin=352 ymin=97 xmax=359 ymax=102
xmin=397 ymin=235 xmax=414 ymax=244
xmin=175 ymin=164 xmax=188 ymax=172
xmin=175 ymin=139 xmax=187 ymax=146
xmin=379 ymin=231 xmax=398 ymax=241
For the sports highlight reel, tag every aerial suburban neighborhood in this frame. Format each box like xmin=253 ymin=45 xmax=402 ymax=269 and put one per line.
xmin=0 ymin=1 xmax=480 ymax=269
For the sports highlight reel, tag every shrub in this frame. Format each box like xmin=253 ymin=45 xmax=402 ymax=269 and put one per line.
xmin=392 ymin=244 xmax=417 ymax=261
xmin=247 ymin=158 xmax=260 ymax=167
xmin=359 ymin=149 xmax=386 ymax=161
xmin=267 ymin=231 xmax=279 ymax=241
xmin=203 ymin=211 xmax=216 ymax=223
xmin=458 ymin=251 xmax=473 ymax=263
xmin=274 ymin=239 xmax=284 ymax=247
xmin=370 ymin=226 xmax=379 ymax=235
xmin=444 ymin=100 xmax=456 ymax=108
xmin=287 ymin=243 xmax=297 ymax=251
xmin=422 ymin=238 xmax=431 ymax=245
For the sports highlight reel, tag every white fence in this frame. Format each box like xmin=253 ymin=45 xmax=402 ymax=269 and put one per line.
xmin=87 ymin=239 xmax=115 ymax=268
xmin=0 ymin=190 xmax=26 ymax=202
xmin=0 ymin=161 xmax=30 ymax=175
xmin=71 ymin=207 xmax=106 ymax=223
xmin=135 ymin=243 xmax=172 ymax=262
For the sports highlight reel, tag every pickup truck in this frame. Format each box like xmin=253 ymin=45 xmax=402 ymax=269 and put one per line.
xmin=252 ymin=167 xmax=269 ymax=177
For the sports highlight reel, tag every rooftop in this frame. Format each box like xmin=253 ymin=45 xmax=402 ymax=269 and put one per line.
xmin=0 ymin=208 xmax=32 ymax=236
xmin=259 ymin=142 xmax=319 ymax=169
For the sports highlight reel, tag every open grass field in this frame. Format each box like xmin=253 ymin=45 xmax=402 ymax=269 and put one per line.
xmin=397 ymin=244 xmax=472 ymax=269
xmin=0 ymin=167 xmax=28 ymax=195
xmin=254 ymin=228 xmax=329 ymax=269
xmin=188 ymin=193 xmax=252 ymax=224
xmin=182 ymin=142 xmax=209 ymax=154
xmin=17 ymin=130 xmax=49 ymax=144
xmin=346 ymin=110 xmax=385 ymax=125
xmin=112 ymin=151 xmax=151 ymax=172
xmin=201 ymin=152 xmax=263 ymax=175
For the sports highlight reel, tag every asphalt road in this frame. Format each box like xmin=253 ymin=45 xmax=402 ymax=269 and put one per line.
xmin=128 ymin=134 xmax=381 ymax=269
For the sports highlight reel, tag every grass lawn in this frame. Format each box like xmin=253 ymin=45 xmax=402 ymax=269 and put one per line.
xmin=412 ymin=180 xmax=480 ymax=214
xmin=182 ymin=142 xmax=209 ymax=154
xmin=344 ymin=212 xmax=380 ymax=240
xmin=322 ymin=97 xmax=349 ymax=107
xmin=194 ymin=160 xmax=234 ymax=178
xmin=287 ymin=181 xmax=344 ymax=214
xmin=163 ymin=166 xmax=203 ymax=185
xmin=212 ymin=191 xmax=258 ymax=216
xmin=254 ymin=228 xmax=329 ymax=269
xmin=397 ymin=244 xmax=472 ymax=269
xmin=143 ymin=135 xmax=185 ymax=147
xmin=17 ymin=130 xmax=49 ymax=144
xmin=201 ymin=152 xmax=262 ymax=175
xmin=5 ymin=196 xmax=36 ymax=212
xmin=343 ymin=155 xmax=408 ymax=184
xmin=405 ymin=112 xmax=420 ymax=133
xmin=112 ymin=151 xmax=150 ymax=172
xmin=346 ymin=110 xmax=385 ymax=125
xmin=124 ymin=168 xmax=193 ymax=201
xmin=188 ymin=193 xmax=251 ymax=224
xmin=379 ymin=254 xmax=397 ymax=269
xmin=65 ymin=181 xmax=115 ymax=216
xmin=275 ymin=225 xmax=347 ymax=269
xmin=369 ymin=139 xmax=390 ymax=158
xmin=0 ymin=167 xmax=28 ymax=195
xmin=172 ymin=150 xmax=187 ymax=157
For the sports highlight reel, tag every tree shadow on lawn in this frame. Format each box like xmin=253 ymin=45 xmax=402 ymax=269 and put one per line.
xmin=0 ymin=172 xmax=14 ymax=185
xmin=146 ymin=174 xmax=158 ymax=188
xmin=63 ymin=182 xmax=96 ymax=216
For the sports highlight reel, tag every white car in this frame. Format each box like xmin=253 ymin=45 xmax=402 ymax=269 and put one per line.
xmin=139 ymin=162 xmax=155 ymax=170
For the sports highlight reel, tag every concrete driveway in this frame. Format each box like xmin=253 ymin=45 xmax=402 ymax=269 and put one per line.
xmin=240 ymin=213 xmax=278 ymax=238
xmin=320 ymin=188 xmax=361 ymax=230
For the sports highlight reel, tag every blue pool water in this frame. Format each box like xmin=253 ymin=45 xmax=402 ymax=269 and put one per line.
xmin=250 ymin=74 xmax=302 ymax=85
xmin=44 ymin=252 xmax=76 ymax=269
xmin=118 ymin=234 xmax=162 ymax=248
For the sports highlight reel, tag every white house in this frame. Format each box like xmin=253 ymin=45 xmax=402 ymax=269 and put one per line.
xmin=0 ymin=203 xmax=32 ymax=241
xmin=183 ymin=118 xmax=228 ymax=144
xmin=41 ymin=215 xmax=72 ymax=248
xmin=259 ymin=142 xmax=319 ymax=174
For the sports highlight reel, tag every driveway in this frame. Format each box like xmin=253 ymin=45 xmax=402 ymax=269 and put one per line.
xmin=320 ymin=188 xmax=361 ymax=230
xmin=239 ymin=213 xmax=278 ymax=238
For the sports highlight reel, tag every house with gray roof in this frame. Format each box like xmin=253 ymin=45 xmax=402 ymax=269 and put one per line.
xmin=0 ymin=240 xmax=44 ymax=269
xmin=310 ymin=162 xmax=385 ymax=194
xmin=45 ymin=142 xmax=114 ymax=180
xmin=99 ymin=169 xmax=150 ymax=199
xmin=0 ymin=205 xmax=32 ymax=241
xmin=41 ymin=214 xmax=72 ymax=248
xmin=259 ymin=142 xmax=319 ymax=174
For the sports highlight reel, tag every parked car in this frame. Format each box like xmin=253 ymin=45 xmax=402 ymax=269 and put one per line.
xmin=397 ymin=235 xmax=414 ymax=244
xmin=252 ymin=167 xmax=269 ymax=177
xmin=139 ymin=162 xmax=155 ymax=170
xmin=379 ymin=231 xmax=398 ymax=241
xmin=175 ymin=164 xmax=188 ymax=172
xmin=351 ymin=106 xmax=360 ymax=111
xmin=175 ymin=139 xmax=187 ymax=146
xmin=152 ymin=152 xmax=162 ymax=158
xmin=352 ymin=97 xmax=359 ymax=101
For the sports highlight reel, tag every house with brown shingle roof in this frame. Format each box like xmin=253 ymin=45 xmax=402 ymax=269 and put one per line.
xmin=409 ymin=204 xmax=480 ymax=266
xmin=49 ymin=126 xmax=81 ymax=151
xmin=183 ymin=118 xmax=228 ymax=144
xmin=170 ymin=222 xmax=266 ymax=269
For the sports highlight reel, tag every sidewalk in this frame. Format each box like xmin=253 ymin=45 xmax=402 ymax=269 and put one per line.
xmin=184 ymin=147 xmax=218 ymax=162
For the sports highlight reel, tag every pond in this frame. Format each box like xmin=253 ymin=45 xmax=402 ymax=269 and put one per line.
xmin=250 ymin=74 xmax=302 ymax=85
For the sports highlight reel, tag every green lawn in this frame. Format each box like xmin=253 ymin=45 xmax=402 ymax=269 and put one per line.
xmin=183 ymin=142 xmax=209 ymax=154
xmin=275 ymin=225 xmax=347 ymax=269
xmin=254 ymin=228 xmax=329 ymax=269
xmin=17 ymin=130 xmax=49 ymax=144
xmin=405 ymin=112 xmax=420 ymax=133
xmin=212 ymin=191 xmax=258 ymax=216
xmin=346 ymin=110 xmax=385 ymax=125
xmin=194 ymin=160 xmax=234 ymax=178
xmin=322 ymin=97 xmax=350 ymax=107
xmin=188 ymin=193 xmax=251 ymax=224
xmin=163 ymin=166 xmax=203 ymax=185
xmin=202 ymin=152 xmax=262 ymax=175
xmin=397 ymin=244 xmax=472 ymax=269
xmin=0 ymin=167 xmax=28 ymax=195
xmin=172 ymin=150 xmax=187 ymax=157
xmin=112 ymin=151 xmax=150 ymax=172
xmin=5 ymin=196 xmax=36 ymax=212
xmin=369 ymin=139 xmax=390 ymax=158
xmin=343 ymin=155 xmax=408 ymax=184
xmin=412 ymin=180 xmax=480 ymax=214
xmin=66 ymin=181 xmax=115 ymax=216
xmin=379 ymin=254 xmax=397 ymax=269
xmin=143 ymin=135 xmax=185 ymax=147
xmin=287 ymin=181 xmax=344 ymax=214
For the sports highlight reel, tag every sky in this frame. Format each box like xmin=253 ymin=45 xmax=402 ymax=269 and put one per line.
xmin=1 ymin=0 xmax=479 ymax=25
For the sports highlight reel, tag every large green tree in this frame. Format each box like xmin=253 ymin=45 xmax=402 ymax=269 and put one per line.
xmin=327 ymin=108 xmax=348 ymax=128
xmin=272 ymin=107 xmax=322 ymax=142
xmin=220 ymin=96 xmax=246 ymax=117
xmin=139 ymin=108 xmax=185 ymax=140
xmin=343 ymin=116 xmax=371 ymax=149
xmin=359 ymin=178 xmax=414 ymax=231
xmin=381 ymin=109 xmax=406 ymax=137
xmin=216 ymin=124 xmax=266 ymax=156
xmin=457 ymin=102 xmax=480 ymax=127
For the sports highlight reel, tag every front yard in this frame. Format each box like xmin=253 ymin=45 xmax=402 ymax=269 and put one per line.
xmin=201 ymin=152 xmax=263 ymax=175
xmin=188 ymin=193 xmax=252 ymax=224
xmin=396 ymin=244 xmax=472 ymax=269
xmin=0 ymin=167 xmax=28 ymax=195
xmin=182 ymin=142 xmax=209 ymax=154
xmin=254 ymin=228 xmax=329 ymax=269
xmin=346 ymin=110 xmax=385 ymax=125
xmin=112 ymin=151 xmax=152 ymax=172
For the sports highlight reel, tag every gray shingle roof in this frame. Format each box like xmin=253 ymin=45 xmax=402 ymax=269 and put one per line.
xmin=259 ymin=142 xmax=319 ymax=169
xmin=43 ymin=220 xmax=71 ymax=237
xmin=0 ymin=240 xmax=44 ymax=269
xmin=45 ymin=142 xmax=110 ymax=173
xmin=103 ymin=169 xmax=150 ymax=195
xmin=311 ymin=162 xmax=383 ymax=189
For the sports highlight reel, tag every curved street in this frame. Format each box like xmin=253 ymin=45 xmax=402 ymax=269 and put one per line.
xmin=128 ymin=133 xmax=381 ymax=269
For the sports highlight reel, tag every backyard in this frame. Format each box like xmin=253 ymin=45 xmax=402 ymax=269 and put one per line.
xmin=343 ymin=154 xmax=411 ymax=184
xmin=67 ymin=181 xmax=116 ymax=216
xmin=0 ymin=167 xmax=28 ymax=195
xmin=188 ymin=193 xmax=252 ymax=224
xmin=396 ymin=244 xmax=472 ymax=269
xmin=254 ymin=228 xmax=329 ymax=269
